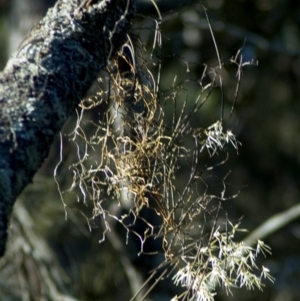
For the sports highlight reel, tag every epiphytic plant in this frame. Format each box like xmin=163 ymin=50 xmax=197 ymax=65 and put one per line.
xmin=55 ymin=6 xmax=273 ymax=301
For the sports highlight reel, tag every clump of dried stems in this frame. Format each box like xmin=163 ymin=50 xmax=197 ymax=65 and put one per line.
xmin=55 ymin=14 xmax=274 ymax=301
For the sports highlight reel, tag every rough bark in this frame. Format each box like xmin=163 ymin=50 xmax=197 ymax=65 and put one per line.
xmin=0 ymin=0 xmax=135 ymax=257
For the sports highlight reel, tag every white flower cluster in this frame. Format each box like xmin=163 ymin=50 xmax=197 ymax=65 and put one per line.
xmin=171 ymin=224 xmax=274 ymax=301
xmin=201 ymin=121 xmax=240 ymax=156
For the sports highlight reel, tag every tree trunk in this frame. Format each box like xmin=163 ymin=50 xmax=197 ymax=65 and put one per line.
xmin=0 ymin=0 xmax=135 ymax=257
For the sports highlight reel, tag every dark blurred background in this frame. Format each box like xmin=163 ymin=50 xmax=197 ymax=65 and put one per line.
xmin=1 ymin=0 xmax=300 ymax=300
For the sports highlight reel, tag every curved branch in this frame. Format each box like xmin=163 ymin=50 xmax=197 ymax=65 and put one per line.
xmin=244 ymin=203 xmax=300 ymax=246
xmin=0 ymin=0 xmax=135 ymax=257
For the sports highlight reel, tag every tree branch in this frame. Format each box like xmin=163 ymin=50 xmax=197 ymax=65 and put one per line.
xmin=244 ymin=203 xmax=300 ymax=246
xmin=0 ymin=0 xmax=135 ymax=257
